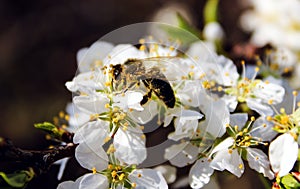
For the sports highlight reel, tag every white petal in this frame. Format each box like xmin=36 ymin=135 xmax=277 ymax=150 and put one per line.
xmin=251 ymin=117 xmax=277 ymax=141
xmin=57 ymin=175 xmax=85 ymax=189
xmin=129 ymin=169 xmax=168 ymax=189
xmin=229 ymin=113 xmax=248 ymax=130
xmin=128 ymin=101 xmax=158 ymax=124
xmin=203 ymin=22 xmax=224 ymax=42
xmin=66 ymin=102 xmax=90 ymax=129
xmin=77 ymin=41 xmax=114 ymax=73
xmin=103 ymin=44 xmax=146 ymax=66
xmin=75 ymin=142 xmax=108 ymax=171
xmin=57 ymin=181 xmax=77 ymax=189
xmin=254 ymin=81 xmax=285 ymax=104
xmin=73 ymin=120 xmax=109 ymax=145
xmin=163 ymin=108 xmax=180 ymax=127
xmin=222 ymin=95 xmax=238 ymax=112
xmin=113 ymin=91 xmax=144 ymax=111
xmin=247 ymin=148 xmax=274 ymax=179
xmin=201 ymin=99 xmax=229 ymax=138
xmin=114 ymin=126 xmax=146 ymax=165
xmin=210 ymin=149 xmax=244 ymax=177
xmin=177 ymin=81 xmax=205 ymax=107
xmin=54 ymin=157 xmax=69 ymax=180
xmin=73 ymin=94 xmax=110 ymax=115
xmin=215 ymin=56 xmax=239 ymax=87
xmin=269 ymin=133 xmax=298 ymax=177
xmin=171 ymin=110 xmax=203 ymax=139
xmin=246 ymin=98 xmax=273 ymax=116
xmin=186 ymin=41 xmax=217 ymax=62
xmin=65 ymin=71 xmax=105 ymax=93
xmin=210 ymin=138 xmax=234 ymax=155
xmin=165 ymin=142 xmax=198 ymax=167
xmin=154 ymin=165 xmax=177 ymax=184
xmin=79 ymin=173 xmax=109 ymax=189
xmin=189 ymin=158 xmax=214 ymax=189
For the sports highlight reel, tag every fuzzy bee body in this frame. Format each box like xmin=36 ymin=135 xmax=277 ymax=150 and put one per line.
xmin=111 ymin=58 xmax=175 ymax=108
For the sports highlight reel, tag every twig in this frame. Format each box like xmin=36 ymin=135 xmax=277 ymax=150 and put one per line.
xmin=0 ymin=135 xmax=76 ymax=176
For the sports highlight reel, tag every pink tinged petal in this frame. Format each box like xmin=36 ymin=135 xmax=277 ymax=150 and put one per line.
xmin=189 ymin=158 xmax=214 ymax=189
xmin=114 ymin=127 xmax=146 ymax=165
xmin=247 ymin=148 xmax=274 ymax=179
xmin=75 ymin=142 xmax=108 ymax=171
xmin=210 ymin=149 xmax=244 ymax=177
xmin=165 ymin=142 xmax=198 ymax=167
xmin=73 ymin=94 xmax=109 ymax=115
xmin=79 ymin=173 xmax=109 ymax=189
xmin=129 ymin=169 xmax=168 ymax=189
xmin=73 ymin=120 xmax=109 ymax=144
xmin=246 ymin=98 xmax=273 ymax=116
xmin=269 ymin=133 xmax=298 ymax=177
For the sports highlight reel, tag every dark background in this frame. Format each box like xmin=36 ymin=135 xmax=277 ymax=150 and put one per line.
xmin=0 ymin=0 xmax=259 ymax=188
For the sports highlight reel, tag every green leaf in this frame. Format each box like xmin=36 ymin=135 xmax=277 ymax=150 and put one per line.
xmin=281 ymin=174 xmax=300 ymax=188
xmin=204 ymin=0 xmax=219 ymax=24
xmin=34 ymin=122 xmax=61 ymax=138
xmin=176 ymin=13 xmax=200 ymax=37
xmin=0 ymin=169 xmax=34 ymax=188
xmin=159 ymin=13 xmax=200 ymax=45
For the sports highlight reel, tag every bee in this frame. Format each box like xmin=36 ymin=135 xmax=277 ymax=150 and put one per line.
xmin=110 ymin=58 xmax=176 ymax=108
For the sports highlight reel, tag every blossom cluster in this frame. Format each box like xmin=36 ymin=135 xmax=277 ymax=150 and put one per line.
xmin=53 ymin=28 xmax=300 ymax=189
xmin=54 ymin=1 xmax=300 ymax=188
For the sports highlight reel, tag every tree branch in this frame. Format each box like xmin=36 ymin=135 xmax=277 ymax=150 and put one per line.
xmin=0 ymin=134 xmax=76 ymax=176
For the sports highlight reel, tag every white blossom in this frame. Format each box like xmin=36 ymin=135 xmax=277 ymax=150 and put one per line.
xmin=269 ymin=133 xmax=298 ymax=177
xmin=240 ymin=0 xmax=300 ymax=51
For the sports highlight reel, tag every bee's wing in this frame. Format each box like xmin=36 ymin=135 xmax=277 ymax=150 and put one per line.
xmin=138 ymin=57 xmax=185 ymax=81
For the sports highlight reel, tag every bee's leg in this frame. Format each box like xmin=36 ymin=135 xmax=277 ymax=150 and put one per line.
xmin=123 ymin=81 xmax=140 ymax=93
xmin=141 ymin=89 xmax=152 ymax=106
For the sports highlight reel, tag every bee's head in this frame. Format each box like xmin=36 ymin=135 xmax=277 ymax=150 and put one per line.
xmin=112 ymin=64 xmax=123 ymax=80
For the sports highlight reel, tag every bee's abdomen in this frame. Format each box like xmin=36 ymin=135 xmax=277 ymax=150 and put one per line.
xmin=144 ymin=78 xmax=175 ymax=108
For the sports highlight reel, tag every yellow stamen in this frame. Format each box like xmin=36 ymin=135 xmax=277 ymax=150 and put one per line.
xmin=131 ymin=183 xmax=137 ymax=188
xmin=268 ymin=99 xmax=273 ymax=105
xmin=92 ymin=167 xmax=97 ymax=174
xmin=239 ymin=164 xmax=243 ymax=169
xmin=108 ymin=164 xmax=113 ymax=169
xmin=139 ymin=45 xmax=146 ymax=51
xmin=59 ymin=111 xmax=65 ymax=118
xmin=293 ymin=91 xmax=298 ymax=96
xmin=139 ymin=38 xmax=145 ymax=44
xmin=119 ymin=173 xmax=125 ymax=181
xmin=111 ymin=170 xmax=117 ymax=178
